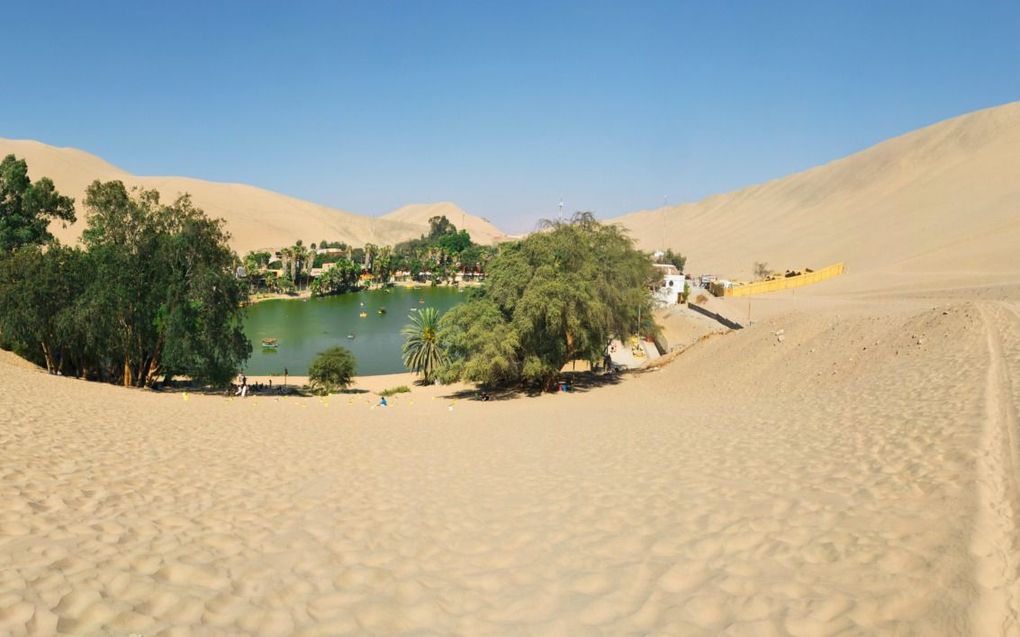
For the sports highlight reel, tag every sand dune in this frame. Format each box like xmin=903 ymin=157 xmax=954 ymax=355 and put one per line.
xmin=609 ymin=101 xmax=1020 ymax=282
xmin=3 ymin=292 xmax=1019 ymax=635
xmin=0 ymin=139 xmax=505 ymax=253
xmin=4 ymin=103 xmax=1020 ymax=634
xmin=382 ymin=202 xmax=508 ymax=245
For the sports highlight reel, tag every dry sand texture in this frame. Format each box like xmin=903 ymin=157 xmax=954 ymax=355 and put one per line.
xmin=0 ymin=139 xmax=504 ymax=254
xmin=609 ymin=101 xmax=1020 ymax=282
xmin=3 ymin=292 xmax=1020 ymax=635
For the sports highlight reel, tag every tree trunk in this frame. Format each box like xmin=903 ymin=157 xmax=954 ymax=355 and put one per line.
xmin=123 ymin=358 xmax=133 ymax=387
xmin=41 ymin=342 xmax=55 ymax=374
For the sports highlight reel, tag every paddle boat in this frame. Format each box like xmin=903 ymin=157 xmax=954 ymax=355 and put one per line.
xmin=359 ymin=311 xmax=368 ymax=318
xmin=261 ymin=337 xmax=279 ymax=350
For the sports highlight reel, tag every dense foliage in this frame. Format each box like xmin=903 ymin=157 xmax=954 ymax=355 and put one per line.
xmin=0 ymin=154 xmax=76 ymax=253
xmin=0 ymin=166 xmax=251 ymax=387
xmin=656 ymin=248 xmax=686 ymax=272
xmin=242 ymin=214 xmax=497 ymax=296
xmin=308 ymin=258 xmax=360 ymax=296
xmin=400 ymin=307 xmax=448 ymax=383
xmin=308 ymin=346 xmax=356 ymax=393
xmin=437 ymin=213 xmax=655 ymax=388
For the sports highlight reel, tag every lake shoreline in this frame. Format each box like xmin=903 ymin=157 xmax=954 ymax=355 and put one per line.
xmin=248 ymin=279 xmax=481 ymax=305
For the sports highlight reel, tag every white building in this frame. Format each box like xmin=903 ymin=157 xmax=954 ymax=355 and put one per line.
xmin=652 ymin=263 xmax=685 ymax=306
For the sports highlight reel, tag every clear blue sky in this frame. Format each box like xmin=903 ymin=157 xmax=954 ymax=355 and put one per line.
xmin=3 ymin=1 xmax=1018 ymax=233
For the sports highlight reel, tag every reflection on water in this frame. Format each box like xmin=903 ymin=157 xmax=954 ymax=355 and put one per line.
xmin=243 ymin=286 xmax=463 ymax=376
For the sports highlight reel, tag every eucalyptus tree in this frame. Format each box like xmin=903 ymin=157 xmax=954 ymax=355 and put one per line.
xmin=0 ymin=154 xmax=76 ymax=253
xmin=80 ymin=180 xmax=250 ymax=386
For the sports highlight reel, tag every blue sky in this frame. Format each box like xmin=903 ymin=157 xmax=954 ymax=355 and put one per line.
xmin=3 ymin=1 xmax=1019 ymax=233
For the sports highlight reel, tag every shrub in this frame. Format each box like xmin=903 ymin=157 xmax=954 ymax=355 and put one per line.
xmin=308 ymin=346 xmax=356 ymax=394
xmin=378 ymin=385 xmax=411 ymax=397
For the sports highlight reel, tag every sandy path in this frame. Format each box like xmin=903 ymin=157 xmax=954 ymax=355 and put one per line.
xmin=973 ymin=303 xmax=1020 ymax=635
xmin=1 ymin=299 xmax=1019 ymax=635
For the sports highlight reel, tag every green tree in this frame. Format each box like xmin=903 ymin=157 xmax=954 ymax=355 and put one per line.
xmin=308 ymin=346 xmax=356 ymax=393
xmin=656 ymin=249 xmax=686 ymax=273
xmin=437 ymin=229 xmax=471 ymax=254
xmin=0 ymin=154 xmax=76 ymax=253
xmin=437 ymin=296 xmax=519 ymax=386
xmin=401 ymin=307 xmax=448 ymax=383
xmin=81 ymin=180 xmax=250 ymax=386
xmin=439 ymin=213 xmax=654 ymax=389
xmin=309 ymin=258 xmax=359 ymax=296
xmin=426 ymin=215 xmax=456 ymax=240
xmin=0 ymin=244 xmax=87 ymax=372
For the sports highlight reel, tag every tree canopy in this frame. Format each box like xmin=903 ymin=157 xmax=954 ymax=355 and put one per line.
xmin=438 ymin=213 xmax=655 ymax=388
xmin=308 ymin=346 xmax=356 ymax=393
xmin=0 ymin=154 xmax=76 ymax=253
xmin=656 ymin=249 xmax=686 ymax=272
xmin=0 ymin=175 xmax=251 ymax=387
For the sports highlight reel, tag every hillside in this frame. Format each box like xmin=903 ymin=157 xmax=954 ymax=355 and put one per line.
xmin=0 ymin=139 xmax=502 ymax=253
xmin=608 ymin=101 xmax=1020 ymax=282
xmin=382 ymin=202 xmax=507 ymax=245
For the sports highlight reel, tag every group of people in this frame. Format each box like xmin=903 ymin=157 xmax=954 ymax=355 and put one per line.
xmin=231 ymin=375 xmax=275 ymax=397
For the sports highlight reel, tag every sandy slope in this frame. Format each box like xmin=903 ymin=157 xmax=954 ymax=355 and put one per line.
xmin=382 ymin=202 xmax=508 ymax=245
xmin=4 ymin=103 xmax=1020 ymax=635
xmin=0 ymin=139 xmax=504 ymax=253
xmin=608 ymin=101 xmax=1020 ymax=282
xmin=3 ymin=290 xmax=1019 ymax=635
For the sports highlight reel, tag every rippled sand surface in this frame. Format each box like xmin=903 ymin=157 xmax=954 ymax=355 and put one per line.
xmin=2 ymin=296 xmax=1019 ymax=635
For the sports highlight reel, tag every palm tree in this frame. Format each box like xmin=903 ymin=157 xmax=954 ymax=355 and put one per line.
xmin=401 ymin=307 xmax=448 ymax=383
xmin=280 ymin=247 xmax=294 ymax=284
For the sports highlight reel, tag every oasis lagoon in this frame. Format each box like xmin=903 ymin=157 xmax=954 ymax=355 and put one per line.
xmin=243 ymin=286 xmax=465 ymax=376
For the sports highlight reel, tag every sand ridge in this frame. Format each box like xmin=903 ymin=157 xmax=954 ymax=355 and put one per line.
xmin=0 ymin=139 xmax=505 ymax=253
xmin=608 ymin=100 xmax=1020 ymax=282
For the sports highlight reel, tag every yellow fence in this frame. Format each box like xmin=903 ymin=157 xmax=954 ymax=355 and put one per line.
xmin=713 ymin=262 xmax=845 ymax=297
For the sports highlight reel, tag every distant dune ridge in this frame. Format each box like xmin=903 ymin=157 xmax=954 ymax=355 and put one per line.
xmin=381 ymin=202 xmax=508 ymax=245
xmin=4 ymin=100 xmax=1019 ymax=275
xmin=608 ymin=100 xmax=1020 ymax=280
xmin=0 ymin=139 xmax=504 ymax=253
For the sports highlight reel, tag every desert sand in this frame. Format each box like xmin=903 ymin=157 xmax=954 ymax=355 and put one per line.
xmin=0 ymin=139 xmax=504 ymax=254
xmin=2 ymin=288 xmax=1019 ymax=635
xmin=3 ymin=103 xmax=1020 ymax=635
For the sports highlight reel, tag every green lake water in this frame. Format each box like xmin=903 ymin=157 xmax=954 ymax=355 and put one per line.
xmin=242 ymin=287 xmax=464 ymax=376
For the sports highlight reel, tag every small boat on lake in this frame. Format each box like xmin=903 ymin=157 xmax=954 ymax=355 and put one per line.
xmin=378 ymin=308 xmax=387 ymax=315
xmin=261 ymin=338 xmax=278 ymax=349
xmin=347 ymin=333 xmax=355 ymax=339
xmin=359 ymin=311 xmax=368 ymax=318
